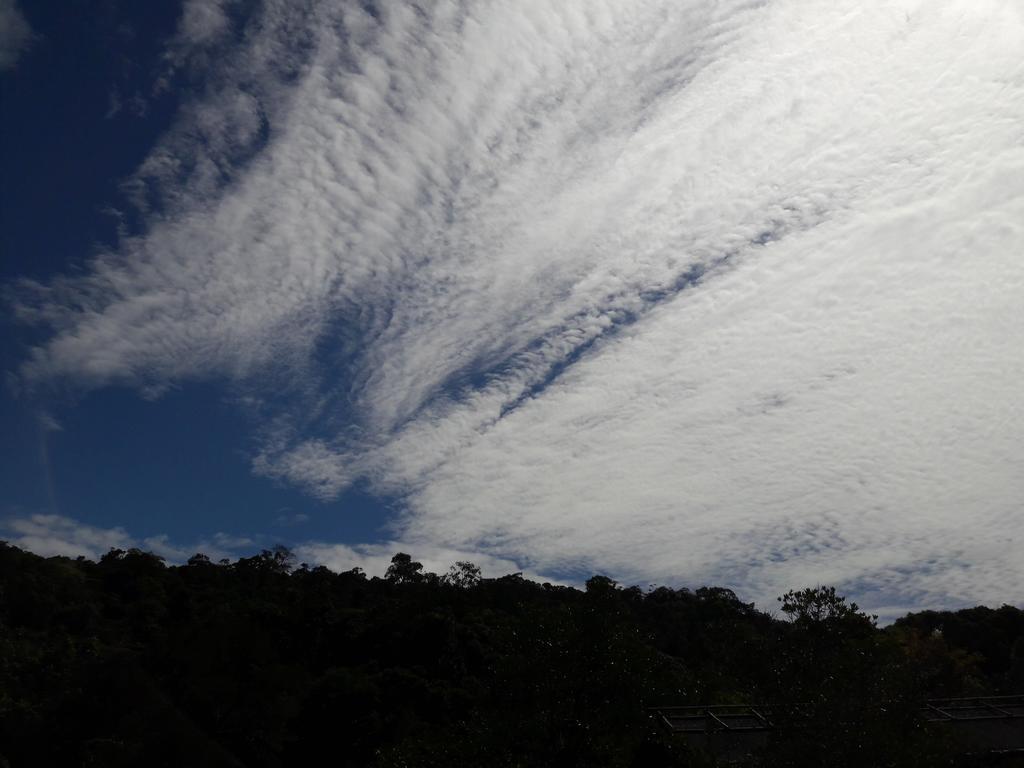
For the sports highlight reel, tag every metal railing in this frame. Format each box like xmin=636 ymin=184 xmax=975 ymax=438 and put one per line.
xmin=922 ymin=695 xmax=1024 ymax=722
xmin=651 ymin=696 xmax=1024 ymax=757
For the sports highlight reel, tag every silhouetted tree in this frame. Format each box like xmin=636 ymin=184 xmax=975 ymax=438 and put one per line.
xmin=0 ymin=542 xmax=1018 ymax=768
xmin=585 ymin=574 xmax=618 ymax=596
xmin=385 ymin=552 xmax=424 ymax=584
xmin=778 ymin=585 xmax=876 ymax=628
xmin=442 ymin=560 xmax=482 ymax=588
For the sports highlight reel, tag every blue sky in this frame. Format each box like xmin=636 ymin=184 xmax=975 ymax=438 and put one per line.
xmin=1 ymin=0 xmax=394 ymax=557
xmin=2 ymin=0 xmax=1023 ymax=617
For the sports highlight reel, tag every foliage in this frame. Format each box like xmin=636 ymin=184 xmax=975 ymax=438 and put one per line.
xmin=777 ymin=585 xmax=875 ymax=627
xmin=0 ymin=542 xmax=1019 ymax=767
xmin=442 ymin=561 xmax=482 ymax=589
xmin=385 ymin=552 xmax=425 ymax=584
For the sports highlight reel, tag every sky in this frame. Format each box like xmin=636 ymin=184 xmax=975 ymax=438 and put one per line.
xmin=1 ymin=0 xmax=1022 ymax=619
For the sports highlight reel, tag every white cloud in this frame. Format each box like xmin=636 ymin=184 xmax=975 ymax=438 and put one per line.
xmin=13 ymin=0 xmax=1024 ymax=613
xmin=274 ymin=509 xmax=310 ymax=526
xmin=294 ymin=539 xmax=555 ymax=583
xmin=2 ymin=514 xmax=134 ymax=561
xmin=176 ymin=0 xmax=234 ymax=48
xmin=0 ymin=0 xmax=32 ymax=71
xmin=157 ymin=0 xmax=241 ymax=90
xmin=0 ymin=513 xmax=256 ymax=563
xmin=391 ymin=185 xmax=1024 ymax=610
xmin=0 ymin=513 xmax=532 ymax=582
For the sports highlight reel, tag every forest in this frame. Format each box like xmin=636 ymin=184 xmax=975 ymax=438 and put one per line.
xmin=1 ymin=541 xmax=1022 ymax=767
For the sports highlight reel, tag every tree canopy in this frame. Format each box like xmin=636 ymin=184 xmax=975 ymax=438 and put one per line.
xmin=0 ymin=541 xmax=1020 ymax=767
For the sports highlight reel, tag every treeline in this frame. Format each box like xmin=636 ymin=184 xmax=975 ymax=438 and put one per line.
xmin=1 ymin=542 xmax=1022 ymax=767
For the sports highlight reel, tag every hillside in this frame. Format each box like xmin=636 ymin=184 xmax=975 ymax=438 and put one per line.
xmin=1 ymin=543 xmax=1022 ymax=766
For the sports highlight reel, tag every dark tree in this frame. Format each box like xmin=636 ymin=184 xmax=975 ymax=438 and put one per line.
xmin=385 ymin=552 xmax=424 ymax=584
xmin=0 ymin=542 xmax=1018 ymax=768
xmin=442 ymin=560 xmax=482 ymax=588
